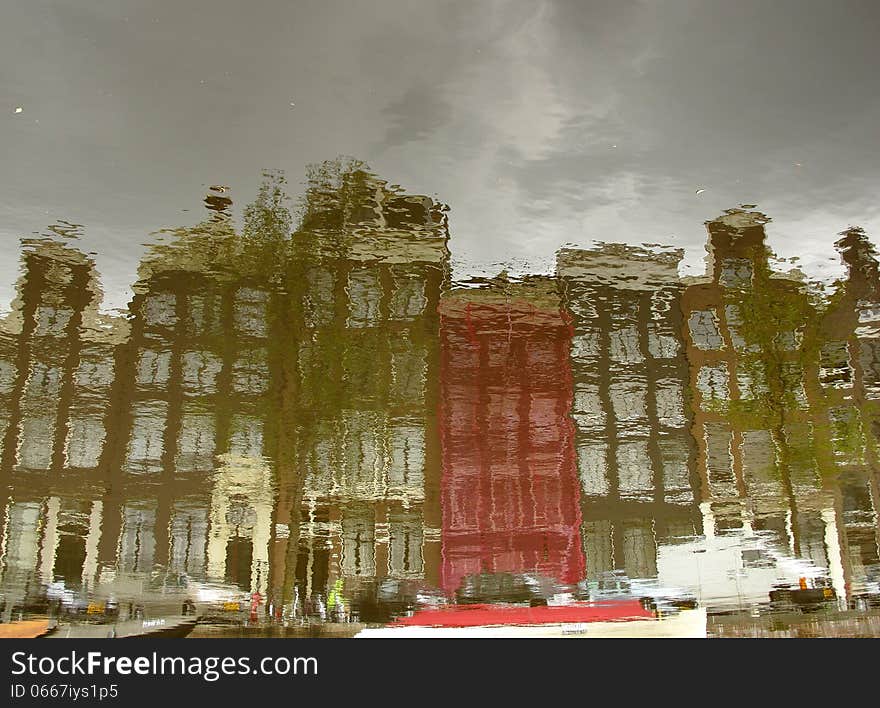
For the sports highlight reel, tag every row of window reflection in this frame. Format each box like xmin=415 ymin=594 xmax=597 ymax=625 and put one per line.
xmin=0 ymin=498 xmax=428 ymax=588
xmin=6 ymin=276 xmax=427 ymax=338
xmin=570 ymin=325 xmax=682 ymax=363
xmin=25 ymin=301 xmax=879 ymax=395
xmin=699 ymin=419 xmax=866 ymax=501
xmin=571 ymin=379 xmax=688 ymax=430
xmin=1 ymin=384 xmax=871 ymax=475
xmin=688 ymin=306 xmax=802 ymax=353
xmin=3 ymin=489 xmax=875 ymax=596
xmin=577 ymin=435 xmax=693 ymax=503
xmin=134 ymin=272 xmax=429 ymax=336
xmin=0 ymin=403 xmax=430 ymax=487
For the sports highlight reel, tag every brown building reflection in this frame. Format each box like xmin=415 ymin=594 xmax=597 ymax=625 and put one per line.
xmin=816 ymin=228 xmax=880 ymax=601
xmin=681 ymin=210 xmax=821 ymax=534
xmin=0 ymin=239 xmax=120 ymax=620
xmin=557 ymin=245 xmax=700 ymax=587
xmin=680 ymin=209 xmax=880 ymax=605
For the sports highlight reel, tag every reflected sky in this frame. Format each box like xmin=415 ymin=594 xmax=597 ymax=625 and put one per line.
xmin=4 ymin=0 xmax=880 ymax=314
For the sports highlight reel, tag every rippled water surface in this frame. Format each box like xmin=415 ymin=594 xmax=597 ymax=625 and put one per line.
xmin=3 ymin=1 xmax=880 ymax=638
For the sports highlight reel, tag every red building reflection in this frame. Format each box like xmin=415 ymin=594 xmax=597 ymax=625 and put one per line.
xmin=438 ymin=278 xmax=585 ymax=595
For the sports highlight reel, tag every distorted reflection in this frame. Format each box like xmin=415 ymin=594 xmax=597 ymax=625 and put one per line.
xmin=1 ymin=162 xmax=879 ymax=638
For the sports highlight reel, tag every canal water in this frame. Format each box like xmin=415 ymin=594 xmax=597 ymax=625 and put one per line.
xmin=2 ymin=1 xmax=880 ymax=637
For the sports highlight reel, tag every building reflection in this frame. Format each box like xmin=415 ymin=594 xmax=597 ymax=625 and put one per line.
xmin=558 ymin=244 xmax=700 ymax=590
xmin=675 ymin=209 xmax=880 ymax=608
xmin=817 ymin=227 xmax=880 ymax=602
xmin=0 ymin=239 xmax=119 ymax=620
xmin=291 ymin=161 xmax=448 ymax=620
xmin=0 ymin=162 xmax=450 ymax=622
xmin=438 ymin=276 xmax=584 ymax=600
xmin=1 ymin=172 xmax=879 ymax=626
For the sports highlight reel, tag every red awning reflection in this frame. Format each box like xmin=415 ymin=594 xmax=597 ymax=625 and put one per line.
xmin=391 ymin=600 xmax=653 ymax=628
